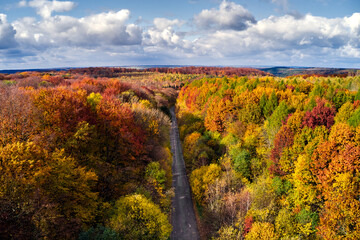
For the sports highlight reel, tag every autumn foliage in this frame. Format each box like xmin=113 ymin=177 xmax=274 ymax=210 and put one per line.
xmin=2 ymin=68 xmax=360 ymax=239
xmin=0 ymin=69 xmax=177 ymax=239
xmin=177 ymin=74 xmax=360 ymax=239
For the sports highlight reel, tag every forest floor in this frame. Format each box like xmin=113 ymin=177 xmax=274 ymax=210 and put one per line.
xmin=170 ymin=106 xmax=200 ymax=240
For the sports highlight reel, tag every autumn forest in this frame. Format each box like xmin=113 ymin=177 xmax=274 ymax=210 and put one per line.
xmin=1 ymin=67 xmax=360 ymax=239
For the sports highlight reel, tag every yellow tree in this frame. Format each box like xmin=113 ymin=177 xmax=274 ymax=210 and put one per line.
xmin=109 ymin=194 xmax=172 ymax=240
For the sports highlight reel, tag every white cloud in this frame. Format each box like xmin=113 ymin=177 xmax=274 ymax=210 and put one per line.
xmin=144 ymin=18 xmax=188 ymax=48
xmin=2 ymin=1 xmax=360 ymax=68
xmin=194 ymin=1 xmax=256 ymax=30
xmin=194 ymin=13 xmax=360 ymax=56
xmin=339 ymin=44 xmax=360 ymax=58
xmin=270 ymin=0 xmax=289 ymax=11
xmin=0 ymin=14 xmax=17 ymax=49
xmin=20 ymin=0 xmax=76 ymax=19
xmin=18 ymin=0 xmax=27 ymax=7
xmin=13 ymin=10 xmax=142 ymax=48
xmin=153 ymin=18 xmax=183 ymax=30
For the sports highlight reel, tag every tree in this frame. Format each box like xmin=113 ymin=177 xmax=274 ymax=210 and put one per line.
xmin=190 ymin=164 xmax=222 ymax=204
xmin=145 ymin=162 xmax=166 ymax=188
xmin=309 ymin=83 xmax=325 ymax=98
xmin=0 ymin=87 xmax=38 ymax=147
xmin=230 ymin=147 xmax=251 ymax=179
xmin=259 ymin=93 xmax=267 ymax=117
xmin=355 ymin=87 xmax=360 ymax=101
xmin=265 ymin=101 xmax=290 ymax=144
xmin=269 ymin=125 xmax=294 ymax=176
xmin=291 ymin=155 xmax=318 ymax=209
xmin=79 ymin=226 xmax=120 ymax=240
xmin=263 ymin=91 xmax=278 ymax=118
xmin=0 ymin=141 xmax=98 ymax=239
xmin=30 ymin=87 xmax=95 ymax=147
xmin=245 ymin=222 xmax=278 ymax=240
xmin=109 ymin=194 xmax=172 ymax=240
xmin=238 ymin=102 xmax=262 ymax=124
xmin=303 ymin=99 xmax=335 ymax=129
xmin=347 ymin=107 xmax=360 ymax=127
xmin=275 ymin=208 xmax=296 ymax=238
xmin=205 ymin=96 xmax=235 ymax=133
xmin=311 ymin=141 xmax=360 ymax=239
xmin=334 ymin=101 xmax=354 ymax=123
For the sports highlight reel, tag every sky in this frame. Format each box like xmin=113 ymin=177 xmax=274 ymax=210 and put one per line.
xmin=0 ymin=0 xmax=359 ymax=70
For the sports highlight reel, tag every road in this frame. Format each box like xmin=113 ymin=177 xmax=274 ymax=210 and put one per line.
xmin=170 ymin=106 xmax=200 ymax=240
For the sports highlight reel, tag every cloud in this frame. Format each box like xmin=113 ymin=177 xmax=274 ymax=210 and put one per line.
xmin=144 ymin=18 xmax=191 ymax=51
xmin=2 ymin=1 xmax=360 ymax=68
xmin=0 ymin=14 xmax=17 ymax=49
xmin=13 ymin=10 xmax=142 ymax=48
xmin=270 ymin=0 xmax=289 ymax=11
xmin=18 ymin=0 xmax=27 ymax=7
xmin=194 ymin=1 xmax=256 ymax=31
xmin=153 ymin=18 xmax=183 ymax=31
xmin=192 ymin=12 xmax=360 ymax=66
xmin=20 ymin=0 xmax=76 ymax=18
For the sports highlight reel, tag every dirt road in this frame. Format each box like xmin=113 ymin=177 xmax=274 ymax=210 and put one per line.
xmin=170 ymin=107 xmax=200 ymax=240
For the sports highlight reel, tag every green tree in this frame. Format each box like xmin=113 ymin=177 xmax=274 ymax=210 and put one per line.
xmin=264 ymin=91 xmax=278 ymax=118
xmin=145 ymin=161 xmax=166 ymax=188
xmin=230 ymin=147 xmax=251 ymax=179
xmin=265 ymin=101 xmax=290 ymax=144
xmin=347 ymin=108 xmax=360 ymax=127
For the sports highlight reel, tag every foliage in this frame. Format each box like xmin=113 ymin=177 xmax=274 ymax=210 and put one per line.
xmin=177 ymin=74 xmax=360 ymax=239
xmin=347 ymin=107 xmax=360 ymax=127
xmin=145 ymin=161 xmax=166 ymax=187
xmin=109 ymin=194 xmax=172 ymax=240
xmin=303 ymin=98 xmax=335 ymax=129
xmin=263 ymin=91 xmax=278 ymax=118
xmin=190 ymin=164 xmax=222 ymax=204
xmin=230 ymin=147 xmax=251 ymax=179
xmin=0 ymin=70 xmax=178 ymax=239
xmin=3 ymin=69 xmax=360 ymax=239
xmin=265 ymin=101 xmax=290 ymax=143
xmin=334 ymin=101 xmax=354 ymax=123
xmin=79 ymin=226 xmax=120 ymax=240
xmin=245 ymin=222 xmax=278 ymax=240
xmin=0 ymin=142 xmax=98 ymax=239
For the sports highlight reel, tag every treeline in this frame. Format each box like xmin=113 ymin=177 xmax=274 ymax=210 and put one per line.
xmin=0 ymin=71 xmax=179 ymax=239
xmin=176 ymin=75 xmax=360 ymax=239
xmin=149 ymin=66 xmax=270 ymax=76
xmin=66 ymin=66 xmax=270 ymax=78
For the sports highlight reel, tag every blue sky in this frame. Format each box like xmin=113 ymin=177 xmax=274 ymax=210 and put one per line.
xmin=0 ymin=0 xmax=359 ymax=69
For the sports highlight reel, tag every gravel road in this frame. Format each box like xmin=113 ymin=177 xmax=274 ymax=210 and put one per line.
xmin=170 ymin=106 xmax=200 ymax=240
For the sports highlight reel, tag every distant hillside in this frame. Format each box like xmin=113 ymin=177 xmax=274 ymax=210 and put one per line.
xmin=68 ymin=66 xmax=270 ymax=77
xmin=1 ymin=66 xmax=270 ymax=77
xmin=146 ymin=66 xmax=270 ymax=76
xmin=3 ymin=66 xmax=359 ymax=77
xmin=259 ymin=67 xmax=360 ymax=77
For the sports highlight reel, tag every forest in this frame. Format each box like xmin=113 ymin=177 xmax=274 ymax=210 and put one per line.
xmin=0 ymin=69 xmax=187 ymax=239
xmin=177 ymin=74 xmax=360 ymax=239
xmin=1 ymin=67 xmax=360 ymax=239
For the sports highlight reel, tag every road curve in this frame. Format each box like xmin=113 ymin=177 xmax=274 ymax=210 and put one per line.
xmin=170 ymin=106 xmax=200 ymax=240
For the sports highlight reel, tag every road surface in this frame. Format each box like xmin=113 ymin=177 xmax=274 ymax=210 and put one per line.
xmin=170 ymin=107 xmax=200 ymax=240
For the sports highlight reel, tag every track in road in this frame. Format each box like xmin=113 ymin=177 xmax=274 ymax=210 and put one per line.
xmin=170 ymin=106 xmax=200 ymax=240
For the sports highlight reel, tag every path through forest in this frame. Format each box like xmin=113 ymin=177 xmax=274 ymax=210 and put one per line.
xmin=170 ymin=107 xmax=200 ymax=240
